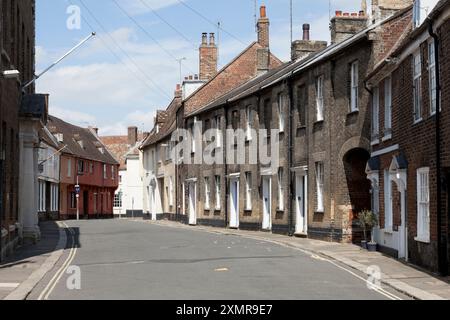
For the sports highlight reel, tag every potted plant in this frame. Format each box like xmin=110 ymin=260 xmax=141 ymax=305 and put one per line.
xmin=357 ymin=210 xmax=378 ymax=251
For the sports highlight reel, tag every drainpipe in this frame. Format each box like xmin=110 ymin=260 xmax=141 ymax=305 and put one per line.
xmin=223 ymin=104 xmax=229 ymax=228
xmin=428 ymin=18 xmax=447 ymax=276
xmin=287 ymin=78 xmax=295 ymax=236
xmin=175 ymin=105 xmax=180 ymax=222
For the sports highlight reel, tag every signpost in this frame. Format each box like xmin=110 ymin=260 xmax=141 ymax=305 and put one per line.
xmin=75 ymin=176 xmax=80 ymax=221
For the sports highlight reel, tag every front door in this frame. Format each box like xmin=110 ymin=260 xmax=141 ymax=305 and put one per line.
xmin=83 ymin=191 xmax=89 ymax=218
xmin=295 ymin=174 xmax=307 ymax=234
xmin=229 ymin=178 xmax=239 ymax=228
xmin=188 ymin=182 xmax=197 ymax=225
xmin=262 ymin=177 xmax=272 ymax=230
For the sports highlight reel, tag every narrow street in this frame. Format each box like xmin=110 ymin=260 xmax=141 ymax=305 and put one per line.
xmin=27 ymin=220 xmax=409 ymax=300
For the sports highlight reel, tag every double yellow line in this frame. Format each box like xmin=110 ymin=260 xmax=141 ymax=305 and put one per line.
xmin=38 ymin=223 xmax=78 ymax=300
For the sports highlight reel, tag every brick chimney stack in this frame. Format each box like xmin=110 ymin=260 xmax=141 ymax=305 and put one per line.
xmin=291 ymin=24 xmax=327 ymax=61
xmin=199 ymin=32 xmax=218 ymax=81
xmin=330 ymin=8 xmax=368 ymax=44
xmin=174 ymin=84 xmax=182 ymax=99
xmin=257 ymin=5 xmax=270 ymax=48
xmin=128 ymin=126 xmax=138 ymax=146
xmin=371 ymin=0 xmax=413 ymax=22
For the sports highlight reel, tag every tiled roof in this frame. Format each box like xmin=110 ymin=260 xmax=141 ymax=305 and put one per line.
xmin=141 ymin=96 xmax=182 ymax=149
xmin=48 ymin=115 xmax=119 ymax=165
xmin=101 ymin=133 xmax=146 ymax=170
xmin=184 ymin=41 xmax=283 ymax=116
xmin=193 ymin=6 xmax=415 ymax=111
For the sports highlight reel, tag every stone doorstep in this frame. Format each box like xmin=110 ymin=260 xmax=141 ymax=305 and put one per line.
xmin=141 ymin=219 xmax=450 ymax=300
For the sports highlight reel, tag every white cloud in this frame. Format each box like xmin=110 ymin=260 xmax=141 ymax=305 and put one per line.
xmin=51 ymin=106 xmax=96 ymax=126
xmin=98 ymin=110 xmax=156 ymax=136
xmin=122 ymin=0 xmax=181 ymax=16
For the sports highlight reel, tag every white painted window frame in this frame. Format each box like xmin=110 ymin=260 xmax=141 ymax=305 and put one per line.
xmin=350 ymin=61 xmax=359 ymax=112
xmin=316 ymin=76 xmax=324 ymax=122
xmin=413 ymin=51 xmax=423 ymax=123
xmin=415 ymin=167 xmax=430 ymax=243
xmin=204 ymin=176 xmax=210 ymax=210
xmin=315 ymin=162 xmax=324 ymax=213
xmin=245 ymin=172 xmax=252 ymax=210
xmin=428 ymin=39 xmax=437 ymax=115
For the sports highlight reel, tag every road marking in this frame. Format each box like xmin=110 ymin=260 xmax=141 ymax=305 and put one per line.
xmin=0 ymin=283 xmax=20 ymax=288
xmin=38 ymin=223 xmax=78 ymax=300
xmin=214 ymin=268 xmax=229 ymax=272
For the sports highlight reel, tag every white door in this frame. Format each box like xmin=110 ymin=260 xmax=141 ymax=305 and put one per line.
xmin=188 ymin=182 xmax=197 ymax=225
xmin=262 ymin=177 xmax=272 ymax=230
xmin=229 ymin=178 xmax=239 ymax=228
xmin=295 ymin=175 xmax=306 ymax=234
xmin=151 ymin=187 xmax=156 ymax=221
xmin=398 ymin=191 xmax=406 ymax=259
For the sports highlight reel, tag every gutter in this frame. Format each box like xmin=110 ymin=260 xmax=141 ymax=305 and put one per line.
xmin=427 ymin=17 xmax=447 ymax=276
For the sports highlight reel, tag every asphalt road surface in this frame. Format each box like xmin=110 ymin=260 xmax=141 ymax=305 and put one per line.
xmin=28 ymin=219 xmax=410 ymax=300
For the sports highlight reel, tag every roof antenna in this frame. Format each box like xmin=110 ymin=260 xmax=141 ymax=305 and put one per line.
xmin=217 ymin=21 xmax=221 ymax=68
xmin=254 ymin=0 xmax=258 ymax=33
xmin=290 ymin=0 xmax=293 ymax=45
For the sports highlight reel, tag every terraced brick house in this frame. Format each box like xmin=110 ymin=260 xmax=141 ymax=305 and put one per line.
xmin=366 ymin=0 xmax=449 ymax=274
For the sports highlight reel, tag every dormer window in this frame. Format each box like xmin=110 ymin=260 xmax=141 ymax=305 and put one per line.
xmin=78 ymin=140 xmax=84 ymax=149
xmin=55 ymin=133 xmax=64 ymax=142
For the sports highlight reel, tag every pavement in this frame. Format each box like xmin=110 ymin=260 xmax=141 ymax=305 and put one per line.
xmin=0 ymin=221 xmax=65 ymax=300
xmin=1 ymin=218 xmax=449 ymax=300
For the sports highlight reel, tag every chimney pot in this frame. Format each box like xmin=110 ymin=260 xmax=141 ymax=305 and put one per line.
xmin=260 ymin=5 xmax=266 ymax=18
xmin=209 ymin=33 xmax=215 ymax=45
xmin=343 ymin=12 xmax=350 ymax=16
xmin=189 ymin=75 xmax=193 ymax=80
xmin=194 ymin=74 xmax=199 ymax=80
xmin=336 ymin=10 xmax=342 ymax=16
xmin=302 ymin=24 xmax=310 ymax=41
xmin=257 ymin=5 xmax=270 ymax=48
xmin=201 ymin=33 xmax=208 ymax=45
xmin=351 ymin=12 xmax=358 ymax=17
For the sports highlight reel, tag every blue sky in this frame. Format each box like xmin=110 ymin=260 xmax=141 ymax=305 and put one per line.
xmin=36 ymin=0 xmax=364 ymax=135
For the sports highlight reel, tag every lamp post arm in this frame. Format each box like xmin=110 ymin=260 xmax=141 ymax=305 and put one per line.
xmin=39 ymin=145 xmax=68 ymax=166
xmin=22 ymin=32 xmax=96 ymax=91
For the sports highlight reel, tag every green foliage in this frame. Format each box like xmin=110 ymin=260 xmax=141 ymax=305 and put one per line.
xmin=357 ymin=210 xmax=379 ymax=242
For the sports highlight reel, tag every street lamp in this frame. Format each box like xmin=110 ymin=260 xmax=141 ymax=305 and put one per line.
xmin=1 ymin=70 xmax=20 ymax=80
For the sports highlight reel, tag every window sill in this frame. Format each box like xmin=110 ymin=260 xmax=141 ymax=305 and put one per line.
xmin=413 ymin=118 xmax=423 ymax=125
xmin=371 ymin=139 xmax=380 ymax=146
xmin=244 ymin=208 xmax=252 ymax=212
xmin=384 ymin=227 xmax=394 ymax=234
xmin=382 ymin=134 xmax=392 ymax=142
xmin=348 ymin=110 xmax=359 ymax=116
xmin=314 ymin=120 xmax=324 ymax=125
xmin=414 ymin=236 xmax=430 ymax=244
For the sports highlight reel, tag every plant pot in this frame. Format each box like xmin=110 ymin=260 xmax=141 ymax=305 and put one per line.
xmin=361 ymin=240 xmax=368 ymax=250
xmin=367 ymin=242 xmax=378 ymax=252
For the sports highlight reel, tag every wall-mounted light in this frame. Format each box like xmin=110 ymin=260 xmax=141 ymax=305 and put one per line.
xmin=1 ymin=70 xmax=20 ymax=80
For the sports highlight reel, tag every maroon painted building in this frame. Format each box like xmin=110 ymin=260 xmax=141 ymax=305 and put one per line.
xmin=47 ymin=116 xmax=119 ymax=219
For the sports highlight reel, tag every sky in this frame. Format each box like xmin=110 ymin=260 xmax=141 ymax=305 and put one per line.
xmin=36 ymin=0 xmax=367 ymax=136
